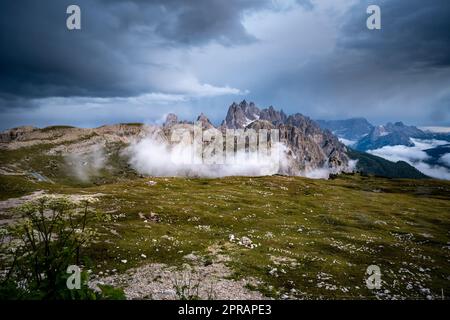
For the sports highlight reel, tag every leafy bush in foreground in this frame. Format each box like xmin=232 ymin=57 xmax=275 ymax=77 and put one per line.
xmin=0 ymin=197 xmax=122 ymax=299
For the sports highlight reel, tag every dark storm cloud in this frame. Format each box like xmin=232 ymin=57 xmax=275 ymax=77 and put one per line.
xmin=331 ymin=0 xmax=450 ymax=125
xmin=339 ymin=0 xmax=450 ymax=69
xmin=1 ymin=0 xmax=139 ymax=99
xmin=250 ymin=0 xmax=450 ymax=126
xmin=0 ymin=0 xmax=268 ymax=100
xmin=150 ymin=0 xmax=263 ymax=46
xmin=1 ymin=0 xmax=449 ymax=130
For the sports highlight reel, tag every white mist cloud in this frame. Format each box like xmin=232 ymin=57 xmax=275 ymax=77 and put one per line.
xmin=420 ymin=127 xmax=450 ymax=133
xmin=368 ymin=145 xmax=429 ymax=163
xmin=368 ymin=138 xmax=450 ymax=180
xmin=414 ymin=162 xmax=450 ymax=180
xmin=303 ymin=168 xmax=332 ymax=179
xmin=439 ymin=153 xmax=450 ymax=167
xmin=125 ymin=134 xmax=290 ymax=178
xmin=302 ymin=159 xmax=357 ymax=179
xmin=338 ymin=137 xmax=357 ymax=147
xmin=65 ymin=145 xmax=106 ymax=182
xmin=125 ymin=131 xmax=356 ymax=179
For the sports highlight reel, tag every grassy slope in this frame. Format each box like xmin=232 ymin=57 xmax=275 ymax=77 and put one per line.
xmin=1 ymin=141 xmax=449 ymax=299
xmin=0 ymin=141 xmax=138 ymax=200
xmin=74 ymin=176 xmax=450 ymax=298
xmin=17 ymin=174 xmax=446 ymax=299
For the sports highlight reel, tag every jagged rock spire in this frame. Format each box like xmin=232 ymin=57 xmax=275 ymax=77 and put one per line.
xmin=163 ymin=113 xmax=178 ymax=128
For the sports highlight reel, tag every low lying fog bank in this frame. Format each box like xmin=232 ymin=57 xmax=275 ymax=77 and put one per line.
xmin=124 ymin=135 xmax=351 ymax=179
xmin=125 ymin=135 xmax=289 ymax=178
xmin=368 ymin=138 xmax=450 ymax=180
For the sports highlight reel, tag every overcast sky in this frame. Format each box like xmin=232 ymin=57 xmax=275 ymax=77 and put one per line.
xmin=1 ymin=0 xmax=449 ymax=130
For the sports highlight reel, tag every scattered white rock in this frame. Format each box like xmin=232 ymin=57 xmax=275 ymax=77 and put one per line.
xmin=89 ymin=262 xmax=266 ymax=300
xmin=183 ymin=253 xmax=199 ymax=261
xmin=269 ymin=268 xmax=278 ymax=277
xmin=238 ymin=236 xmax=258 ymax=249
xmin=240 ymin=237 xmax=252 ymax=246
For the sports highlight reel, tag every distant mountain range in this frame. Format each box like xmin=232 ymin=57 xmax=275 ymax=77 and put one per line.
xmin=316 ymin=117 xmax=450 ymax=179
xmin=316 ymin=118 xmax=374 ymax=142
xmin=181 ymin=100 xmax=435 ymax=179
xmin=354 ymin=121 xmax=427 ymax=151
xmin=2 ymin=100 xmax=448 ymax=180
xmin=316 ymin=118 xmax=450 ymax=150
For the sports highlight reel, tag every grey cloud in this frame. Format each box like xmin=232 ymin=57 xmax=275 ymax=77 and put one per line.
xmin=0 ymin=0 xmax=449 ymax=130
xmin=152 ymin=0 xmax=264 ymax=46
xmin=339 ymin=0 xmax=450 ymax=69
xmin=252 ymin=0 xmax=450 ymax=126
xmin=0 ymin=0 xmax=267 ymax=100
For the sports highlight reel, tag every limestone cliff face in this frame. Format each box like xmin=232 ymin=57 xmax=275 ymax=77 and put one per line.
xmin=0 ymin=124 xmax=153 ymax=152
xmin=225 ymin=101 xmax=350 ymax=175
xmin=0 ymin=126 xmax=39 ymax=143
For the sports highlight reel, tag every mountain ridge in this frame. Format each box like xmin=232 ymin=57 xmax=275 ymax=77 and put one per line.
xmin=0 ymin=101 xmax=434 ymax=180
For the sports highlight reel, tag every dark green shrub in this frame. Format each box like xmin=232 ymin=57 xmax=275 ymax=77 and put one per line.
xmin=0 ymin=197 xmax=121 ymax=299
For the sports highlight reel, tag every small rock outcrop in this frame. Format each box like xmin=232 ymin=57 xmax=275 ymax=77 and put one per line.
xmin=0 ymin=126 xmax=37 ymax=143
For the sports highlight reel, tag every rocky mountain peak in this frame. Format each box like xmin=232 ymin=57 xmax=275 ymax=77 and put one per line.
xmin=225 ymin=100 xmax=260 ymax=129
xmin=260 ymin=106 xmax=287 ymax=125
xmin=196 ymin=113 xmax=214 ymax=129
xmin=222 ymin=102 xmax=349 ymax=174
xmin=163 ymin=113 xmax=178 ymax=128
xmin=285 ymin=113 xmax=312 ymax=128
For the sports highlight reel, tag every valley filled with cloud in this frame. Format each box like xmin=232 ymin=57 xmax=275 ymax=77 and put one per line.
xmin=368 ymin=138 xmax=450 ymax=179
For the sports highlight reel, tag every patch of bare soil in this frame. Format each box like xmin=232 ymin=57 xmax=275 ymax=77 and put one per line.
xmin=0 ymin=192 xmax=104 ymax=225
xmin=0 ymin=191 xmax=46 ymax=212
xmin=90 ymin=261 xmax=267 ymax=300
